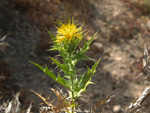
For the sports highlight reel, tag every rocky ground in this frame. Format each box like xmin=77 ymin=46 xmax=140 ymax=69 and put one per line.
xmin=0 ymin=0 xmax=150 ymax=112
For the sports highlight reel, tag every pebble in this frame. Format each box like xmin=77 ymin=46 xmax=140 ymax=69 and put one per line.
xmin=113 ymin=105 xmax=121 ymax=113
xmin=92 ymin=42 xmax=103 ymax=52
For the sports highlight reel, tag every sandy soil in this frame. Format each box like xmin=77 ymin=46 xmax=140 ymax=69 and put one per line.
xmin=0 ymin=0 xmax=150 ymax=112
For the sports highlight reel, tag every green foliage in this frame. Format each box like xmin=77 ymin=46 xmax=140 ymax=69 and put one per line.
xmin=29 ymin=61 xmax=69 ymax=88
xmin=73 ymin=59 xmax=101 ymax=99
xmin=30 ymin=19 xmax=100 ymax=112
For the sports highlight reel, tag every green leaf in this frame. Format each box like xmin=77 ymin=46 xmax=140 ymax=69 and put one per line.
xmin=73 ymin=51 xmax=93 ymax=63
xmin=49 ymin=57 xmax=68 ymax=73
xmin=82 ymin=58 xmax=101 ymax=88
xmin=29 ymin=61 xmax=44 ymax=71
xmin=46 ymin=28 xmax=56 ymax=42
xmin=47 ymin=47 xmax=58 ymax=51
xmin=91 ymin=58 xmax=101 ymax=74
xmin=82 ymin=31 xmax=98 ymax=53
xmin=74 ymin=58 xmax=101 ymax=98
xmin=29 ymin=61 xmax=57 ymax=80
xmin=88 ymin=31 xmax=98 ymax=46
xmin=44 ymin=65 xmax=57 ymax=80
xmin=68 ymin=36 xmax=82 ymax=54
xmin=30 ymin=61 xmax=69 ymax=89
xmin=56 ymin=75 xmax=69 ymax=88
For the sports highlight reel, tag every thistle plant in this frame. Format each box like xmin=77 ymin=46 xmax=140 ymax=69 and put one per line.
xmin=30 ymin=17 xmax=100 ymax=112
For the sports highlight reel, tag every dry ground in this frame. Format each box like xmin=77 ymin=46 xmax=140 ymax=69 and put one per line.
xmin=0 ymin=0 xmax=150 ymax=112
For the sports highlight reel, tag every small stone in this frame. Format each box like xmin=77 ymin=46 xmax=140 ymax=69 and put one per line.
xmin=113 ymin=105 xmax=121 ymax=113
xmin=92 ymin=42 xmax=103 ymax=52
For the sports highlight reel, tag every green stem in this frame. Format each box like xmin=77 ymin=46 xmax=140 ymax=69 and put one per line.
xmin=68 ymin=53 xmax=75 ymax=113
xmin=71 ymin=75 xmax=75 ymax=113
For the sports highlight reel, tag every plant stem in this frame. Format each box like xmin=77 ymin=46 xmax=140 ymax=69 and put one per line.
xmin=71 ymin=76 xmax=75 ymax=113
xmin=68 ymin=53 xmax=75 ymax=113
xmin=70 ymin=70 xmax=75 ymax=113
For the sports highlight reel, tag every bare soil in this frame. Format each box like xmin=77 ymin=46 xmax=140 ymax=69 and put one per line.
xmin=0 ymin=0 xmax=150 ymax=112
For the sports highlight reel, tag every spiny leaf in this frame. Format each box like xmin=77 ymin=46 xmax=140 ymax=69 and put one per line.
xmin=88 ymin=31 xmax=98 ymax=45
xmin=74 ymin=58 xmax=101 ymax=98
xmin=47 ymin=47 xmax=59 ymax=51
xmin=73 ymin=51 xmax=93 ymax=63
xmin=81 ymin=58 xmax=100 ymax=87
xmin=30 ymin=61 xmax=57 ymax=80
xmin=56 ymin=75 xmax=69 ymax=88
xmin=29 ymin=61 xmax=44 ymax=71
xmin=91 ymin=58 xmax=101 ymax=74
xmin=44 ymin=65 xmax=57 ymax=80
xmin=30 ymin=61 xmax=70 ymax=88
xmin=46 ymin=28 xmax=56 ymax=42
xmin=49 ymin=57 xmax=68 ymax=73
xmin=82 ymin=31 xmax=98 ymax=53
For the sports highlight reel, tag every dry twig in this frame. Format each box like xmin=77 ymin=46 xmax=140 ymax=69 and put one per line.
xmin=124 ymin=86 xmax=150 ymax=113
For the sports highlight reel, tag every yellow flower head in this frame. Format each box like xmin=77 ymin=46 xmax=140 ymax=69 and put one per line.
xmin=55 ymin=17 xmax=84 ymax=43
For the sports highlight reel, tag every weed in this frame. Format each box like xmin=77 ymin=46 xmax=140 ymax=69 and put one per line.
xmin=30 ymin=17 xmax=100 ymax=112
